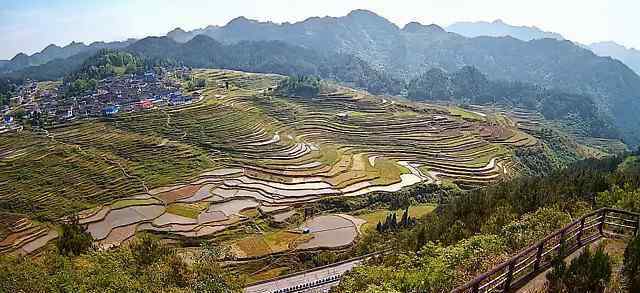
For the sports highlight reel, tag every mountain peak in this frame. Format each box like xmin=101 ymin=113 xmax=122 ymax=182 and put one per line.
xmin=227 ymin=16 xmax=255 ymax=26
xmin=11 ymin=52 xmax=29 ymax=61
xmin=402 ymin=22 xmax=445 ymax=33
xmin=346 ymin=9 xmax=385 ymax=20
xmin=64 ymin=41 xmax=86 ymax=48
xmin=169 ymin=27 xmax=187 ymax=34
xmin=43 ymin=44 xmax=61 ymax=51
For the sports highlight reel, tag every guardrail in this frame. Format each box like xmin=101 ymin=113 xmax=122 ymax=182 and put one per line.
xmin=245 ymin=250 xmax=389 ymax=291
xmin=453 ymin=208 xmax=640 ymax=293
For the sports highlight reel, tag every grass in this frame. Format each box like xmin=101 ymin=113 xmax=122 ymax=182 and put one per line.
xmin=318 ymin=145 xmax=340 ymax=166
xmin=111 ymin=198 xmax=159 ymax=209
xmin=232 ymin=230 xmax=311 ymax=258
xmin=356 ymin=204 xmax=437 ymax=232
xmin=250 ymin=267 xmax=289 ymax=283
xmin=240 ymin=208 xmax=259 ymax=218
xmin=369 ymin=158 xmax=406 ymax=185
xmin=166 ymin=203 xmax=208 ymax=219
xmin=235 ymin=236 xmax=272 ymax=257
xmin=449 ymin=106 xmax=486 ymax=121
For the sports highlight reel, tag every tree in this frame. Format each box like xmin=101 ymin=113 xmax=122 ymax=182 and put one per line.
xmin=623 ymin=235 xmax=640 ymax=292
xmin=400 ymin=207 xmax=409 ymax=227
xmin=57 ymin=216 xmax=94 ymax=256
xmin=129 ymin=234 xmax=172 ymax=267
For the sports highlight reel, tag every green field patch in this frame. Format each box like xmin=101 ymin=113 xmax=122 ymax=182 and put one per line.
xmin=318 ymin=145 xmax=341 ymax=166
xmin=356 ymin=204 xmax=437 ymax=232
xmin=240 ymin=208 xmax=260 ymax=218
xmin=165 ymin=203 xmax=208 ymax=219
xmin=448 ymin=106 xmax=486 ymax=121
xmin=111 ymin=198 xmax=160 ymax=209
xmin=368 ymin=158 xmax=406 ymax=185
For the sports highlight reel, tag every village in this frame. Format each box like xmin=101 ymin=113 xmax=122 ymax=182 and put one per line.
xmin=1 ymin=69 xmax=197 ymax=133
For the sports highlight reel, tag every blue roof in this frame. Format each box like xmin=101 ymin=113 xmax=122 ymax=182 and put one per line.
xmin=103 ymin=106 xmax=119 ymax=115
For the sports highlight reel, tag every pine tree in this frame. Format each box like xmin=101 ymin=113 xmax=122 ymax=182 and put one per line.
xmin=400 ymin=207 xmax=409 ymax=227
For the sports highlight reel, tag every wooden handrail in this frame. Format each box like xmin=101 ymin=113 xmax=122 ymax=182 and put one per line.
xmin=452 ymin=208 xmax=640 ymax=293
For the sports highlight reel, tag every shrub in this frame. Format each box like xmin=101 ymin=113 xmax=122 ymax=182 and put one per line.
xmin=501 ymin=207 xmax=571 ymax=250
xmin=57 ymin=216 xmax=94 ymax=256
xmin=129 ymin=234 xmax=172 ymax=267
xmin=623 ymin=235 xmax=640 ymax=292
xmin=596 ymin=184 xmax=640 ymax=212
xmin=546 ymin=245 xmax=612 ymax=293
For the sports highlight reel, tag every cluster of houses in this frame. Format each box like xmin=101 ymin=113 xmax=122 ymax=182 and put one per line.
xmin=3 ymin=70 xmax=197 ymax=127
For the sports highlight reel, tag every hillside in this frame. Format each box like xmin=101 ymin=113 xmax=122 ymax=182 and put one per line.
xmin=0 ymin=69 xmax=596 ymax=254
xmin=407 ymin=66 xmax=619 ymax=139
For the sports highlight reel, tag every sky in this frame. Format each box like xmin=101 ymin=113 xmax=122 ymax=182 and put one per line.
xmin=1 ymin=0 xmax=638 ymax=59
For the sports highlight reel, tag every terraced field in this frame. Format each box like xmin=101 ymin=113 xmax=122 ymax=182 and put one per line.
xmin=0 ymin=69 xmax=544 ymax=254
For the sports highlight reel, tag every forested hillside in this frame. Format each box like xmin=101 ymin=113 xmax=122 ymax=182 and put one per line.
xmin=407 ymin=66 xmax=619 ymax=139
xmin=63 ymin=50 xmax=145 ymax=96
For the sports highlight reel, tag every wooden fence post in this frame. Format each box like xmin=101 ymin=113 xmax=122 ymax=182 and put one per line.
xmin=504 ymin=261 xmax=515 ymax=291
xmin=472 ymin=282 xmax=479 ymax=293
xmin=558 ymin=229 xmax=565 ymax=256
xmin=533 ymin=243 xmax=544 ymax=271
xmin=577 ymin=217 xmax=585 ymax=246
xmin=599 ymin=210 xmax=607 ymax=236
xmin=635 ymin=213 xmax=639 ymax=237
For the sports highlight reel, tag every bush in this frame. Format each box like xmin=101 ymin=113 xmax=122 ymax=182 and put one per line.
xmin=500 ymin=207 xmax=571 ymax=250
xmin=129 ymin=234 xmax=172 ymax=267
xmin=546 ymin=245 xmax=612 ymax=293
xmin=623 ymin=235 xmax=640 ymax=292
xmin=596 ymin=184 xmax=640 ymax=213
xmin=57 ymin=216 xmax=94 ymax=256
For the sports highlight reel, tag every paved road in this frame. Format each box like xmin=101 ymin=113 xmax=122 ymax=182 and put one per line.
xmin=244 ymin=258 xmax=364 ymax=293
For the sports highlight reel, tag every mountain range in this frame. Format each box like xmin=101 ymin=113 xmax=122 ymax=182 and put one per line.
xmin=444 ymin=19 xmax=640 ymax=75
xmin=446 ymin=19 xmax=565 ymax=41
xmin=0 ymin=39 xmax=136 ymax=73
xmin=2 ymin=9 xmax=640 ymax=145
xmin=588 ymin=41 xmax=640 ymax=76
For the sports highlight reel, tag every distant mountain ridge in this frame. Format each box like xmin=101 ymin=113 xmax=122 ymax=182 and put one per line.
xmin=588 ymin=41 xmax=640 ymax=75
xmin=446 ymin=19 xmax=565 ymax=41
xmin=1 ymin=39 xmax=136 ymax=73
xmin=443 ymin=19 xmax=640 ymax=76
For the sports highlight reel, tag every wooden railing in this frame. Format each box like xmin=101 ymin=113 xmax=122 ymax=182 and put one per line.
xmin=452 ymin=208 xmax=640 ymax=293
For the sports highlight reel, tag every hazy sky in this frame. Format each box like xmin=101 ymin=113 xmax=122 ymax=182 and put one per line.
xmin=1 ymin=0 xmax=638 ymax=59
